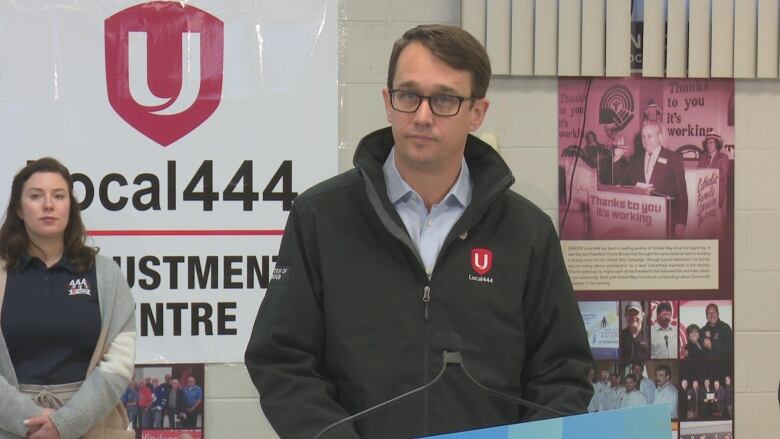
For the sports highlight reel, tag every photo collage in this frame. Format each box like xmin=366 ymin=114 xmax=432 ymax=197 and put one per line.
xmin=561 ymin=75 xmax=736 ymax=438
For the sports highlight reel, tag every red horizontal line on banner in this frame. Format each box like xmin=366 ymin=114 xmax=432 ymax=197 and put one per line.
xmin=87 ymin=229 xmax=284 ymax=236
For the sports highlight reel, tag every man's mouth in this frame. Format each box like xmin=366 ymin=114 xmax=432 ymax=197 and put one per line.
xmin=408 ymin=134 xmax=436 ymax=142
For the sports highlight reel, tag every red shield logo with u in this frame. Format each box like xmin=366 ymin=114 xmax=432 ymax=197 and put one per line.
xmin=471 ymin=248 xmax=493 ymax=275
xmin=105 ymin=2 xmax=224 ymax=146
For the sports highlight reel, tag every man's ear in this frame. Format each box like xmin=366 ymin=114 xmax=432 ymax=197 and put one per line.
xmin=382 ymin=88 xmax=393 ymax=123
xmin=468 ymin=98 xmax=489 ymax=132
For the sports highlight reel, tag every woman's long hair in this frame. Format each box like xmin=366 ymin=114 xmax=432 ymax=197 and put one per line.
xmin=0 ymin=157 xmax=96 ymax=272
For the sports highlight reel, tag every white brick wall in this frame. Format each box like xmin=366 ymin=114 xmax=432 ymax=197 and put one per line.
xmin=203 ymin=2 xmax=780 ymax=438
xmin=731 ymin=80 xmax=780 ymax=439
xmin=204 ymin=363 xmax=277 ymax=437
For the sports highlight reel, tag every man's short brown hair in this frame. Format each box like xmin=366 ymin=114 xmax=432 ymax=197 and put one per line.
xmin=387 ymin=24 xmax=491 ymax=98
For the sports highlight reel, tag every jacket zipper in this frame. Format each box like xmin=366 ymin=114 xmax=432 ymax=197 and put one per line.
xmin=422 ymin=285 xmax=431 ymax=320
xmin=422 ymin=282 xmax=431 ymax=435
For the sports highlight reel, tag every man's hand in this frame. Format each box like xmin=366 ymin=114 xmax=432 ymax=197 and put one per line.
xmin=25 ymin=408 xmax=61 ymax=439
xmin=703 ymin=338 xmax=713 ymax=350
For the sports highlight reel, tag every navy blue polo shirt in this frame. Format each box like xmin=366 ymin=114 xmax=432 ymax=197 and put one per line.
xmin=1 ymin=254 xmax=101 ymax=385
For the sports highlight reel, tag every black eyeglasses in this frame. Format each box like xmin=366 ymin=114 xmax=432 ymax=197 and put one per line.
xmin=389 ymin=89 xmax=477 ymax=117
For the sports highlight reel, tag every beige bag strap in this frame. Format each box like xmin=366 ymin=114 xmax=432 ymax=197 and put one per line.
xmin=87 ymin=329 xmax=109 ymax=373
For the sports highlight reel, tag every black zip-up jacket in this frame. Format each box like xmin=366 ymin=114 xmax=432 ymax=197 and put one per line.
xmin=245 ymin=128 xmax=593 ymax=439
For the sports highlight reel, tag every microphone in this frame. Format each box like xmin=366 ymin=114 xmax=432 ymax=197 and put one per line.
xmin=311 ymin=333 xmax=461 ymax=439
xmin=664 ymin=334 xmax=670 ymax=357
xmin=444 ymin=333 xmax=567 ymax=418
xmin=665 ymin=334 xmax=671 ymax=358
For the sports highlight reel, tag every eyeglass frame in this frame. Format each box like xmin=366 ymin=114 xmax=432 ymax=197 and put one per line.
xmin=388 ymin=89 xmax=480 ymax=117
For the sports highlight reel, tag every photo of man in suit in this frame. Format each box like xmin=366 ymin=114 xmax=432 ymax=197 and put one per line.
xmin=614 ymin=121 xmax=689 ymax=238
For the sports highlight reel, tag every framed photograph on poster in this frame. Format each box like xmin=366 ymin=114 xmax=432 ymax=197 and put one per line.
xmin=679 ymin=300 xmax=733 ymax=359
xmin=619 ymin=301 xmax=650 ymax=363
xmin=648 ymin=300 xmax=680 ymax=360
xmin=680 ymin=420 xmax=732 ymax=439
xmin=124 ymin=364 xmax=206 ymax=439
xmin=578 ymin=301 xmax=620 ymax=359
xmin=558 ymin=76 xmax=735 ymax=300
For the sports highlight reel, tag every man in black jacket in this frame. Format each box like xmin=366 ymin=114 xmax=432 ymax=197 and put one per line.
xmin=245 ymin=24 xmax=593 ymax=439
xmin=701 ymin=303 xmax=733 ymax=357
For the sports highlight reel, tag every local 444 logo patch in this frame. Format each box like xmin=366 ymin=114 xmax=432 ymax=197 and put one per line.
xmin=105 ymin=1 xmax=224 ymax=146
xmin=470 ymin=248 xmax=493 ymax=275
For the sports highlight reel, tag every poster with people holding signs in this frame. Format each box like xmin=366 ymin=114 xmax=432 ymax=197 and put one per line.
xmin=562 ymin=76 xmax=735 ymax=437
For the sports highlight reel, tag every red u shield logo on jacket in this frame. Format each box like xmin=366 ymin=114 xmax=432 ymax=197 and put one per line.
xmin=105 ymin=1 xmax=224 ymax=146
xmin=470 ymin=248 xmax=493 ymax=275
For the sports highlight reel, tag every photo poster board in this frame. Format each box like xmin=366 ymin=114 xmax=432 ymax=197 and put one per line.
xmin=560 ymin=76 xmax=735 ymax=434
xmin=0 ymin=0 xmax=338 ymax=364
xmin=127 ymin=364 xmax=206 ymax=439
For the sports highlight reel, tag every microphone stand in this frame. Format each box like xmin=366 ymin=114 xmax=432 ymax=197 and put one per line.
xmin=445 ymin=349 xmax=567 ymax=418
xmin=312 ymin=333 xmax=567 ymax=439
xmin=312 ymin=349 xmax=461 ymax=439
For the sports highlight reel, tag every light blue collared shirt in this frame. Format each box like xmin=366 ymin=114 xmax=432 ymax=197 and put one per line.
xmin=383 ymin=147 xmax=472 ymax=275
xmin=639 ymin=376 xmax=656 ymax=404
xmin=654 ymin=382 xmax=678 ymax=419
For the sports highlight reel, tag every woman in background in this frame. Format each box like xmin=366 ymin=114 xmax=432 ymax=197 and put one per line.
xmin=0 ymin=157 xmax=136 ymax=439
xmin=698 ymin=132 xmax=730 ymax=210
xmin=684 ymin=324 xmax=706 ymax=359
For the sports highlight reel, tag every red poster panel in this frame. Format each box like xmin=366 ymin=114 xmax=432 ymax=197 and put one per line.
xmin=564 ymin=77 xmax=735 ymax=435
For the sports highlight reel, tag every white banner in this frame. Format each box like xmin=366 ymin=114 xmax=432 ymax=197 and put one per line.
xmin=0 ymin=0 xmax=338 ymax=363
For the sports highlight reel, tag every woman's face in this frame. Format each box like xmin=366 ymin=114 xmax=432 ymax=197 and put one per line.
xmin=705 ymin=139 xmax=718 ymax=153
xmin=17 ymin=172 xmax=70 ymax=244
xmin=688 ymin=329 xmax=700 ymax=343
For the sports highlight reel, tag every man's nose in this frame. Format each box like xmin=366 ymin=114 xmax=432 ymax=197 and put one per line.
xmin=413 ymin=98 xmax=434 ymax=125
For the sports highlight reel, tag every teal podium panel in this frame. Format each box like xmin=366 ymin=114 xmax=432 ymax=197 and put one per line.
xmin=424 ymin=404 xmax=671 ymax=439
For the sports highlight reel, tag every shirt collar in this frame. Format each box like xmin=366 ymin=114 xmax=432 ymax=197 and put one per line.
xmin=646 ymin=146 xmax=662 ymax=161
xmin=57 ymin=256 xmax=79 ymax=273
xmin=18 ymin=252 xmax=79 ymax=273
xmin=17 ymin=254 xmax=34 ymax=271
xmin=382 ymin=146 xmax=472 ymax=207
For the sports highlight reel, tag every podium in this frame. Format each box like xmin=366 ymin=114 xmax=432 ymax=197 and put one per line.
xmin=586 ymin=186 xmax=672 ymax=239
xmin=423 ymin=404 xmax=671 ymax=438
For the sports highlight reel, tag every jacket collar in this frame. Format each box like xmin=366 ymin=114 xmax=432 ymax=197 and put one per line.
xmin=353 ymin=127 xmax=515 ymax=209
xmin=382 ymin=146 xmax=471 ymax=208
xmin=353 ymin=127 xmax=515 ymax=272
